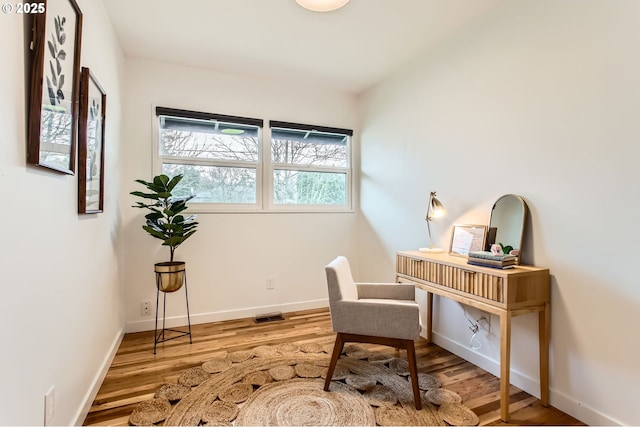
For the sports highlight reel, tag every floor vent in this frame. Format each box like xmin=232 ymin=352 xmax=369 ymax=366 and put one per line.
xmin=254 ymin=311 xmax=285 ymax=323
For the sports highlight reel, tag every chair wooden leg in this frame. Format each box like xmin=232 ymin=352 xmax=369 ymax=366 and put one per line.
xmin=324 ymin=333 xmax=345 ymax=391
xmin=323 ymin=333 xmax=422 ymax=410
xmin=406 ymin=339 xmax=422 ymax=410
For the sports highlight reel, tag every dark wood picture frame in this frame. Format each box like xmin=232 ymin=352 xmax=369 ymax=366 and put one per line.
xmin=78 ymin=68 xmax=106 ymax=214
xmin=27 ymin=0 xmax=83 ymax=174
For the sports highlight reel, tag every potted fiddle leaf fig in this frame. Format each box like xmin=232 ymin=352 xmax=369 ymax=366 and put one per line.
xmin=131 ymin=174 xmax=198 ymax=292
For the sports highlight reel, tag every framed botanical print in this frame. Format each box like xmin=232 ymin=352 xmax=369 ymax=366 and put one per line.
xmin=27 ymin=0 xmax=83 ymax=174
xmin=78 ymin=68 xmax=106 ymax=214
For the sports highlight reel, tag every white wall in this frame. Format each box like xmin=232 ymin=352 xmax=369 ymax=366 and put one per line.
xmin=122 ymin=58 xmax=359 ymax=332
xmin=0 ymin=1 xmax=125 ymax=424
xmin=3 ymin=1 xmax=637 ymax=424
xmin=358 ymin=1 xmax=639 ymax=425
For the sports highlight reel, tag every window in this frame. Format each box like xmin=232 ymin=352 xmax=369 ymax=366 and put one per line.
xmin=269 ymin=121 xmax=352 ymax=209
xmin=154 ymin=108 xmax=352 ymax=212
xmin=155 ymin=107 xmax=263 ymax=209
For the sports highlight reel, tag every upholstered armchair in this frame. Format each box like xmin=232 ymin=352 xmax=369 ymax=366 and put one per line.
xmin=323 ymin=256 xmax=423 ymax=410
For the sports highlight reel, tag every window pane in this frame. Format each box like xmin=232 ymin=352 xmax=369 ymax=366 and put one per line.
xmin=271 ymin=128 xmax=347 ymax=167
xmin=273 ymin=170 xmax=346 ymax=205
xmin=162 ymin=163 xmax=256 ymax=204
xmin=39 ymin=107 xmax=73 ymax=170
xmin=159 ymin=116 xmax=259 ymax=162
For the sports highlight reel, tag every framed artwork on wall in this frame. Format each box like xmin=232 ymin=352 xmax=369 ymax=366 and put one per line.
xmin=449 ymin=224 xmax=487 ymax=257
xmin=78 ymin=67 xmax=106 ymax=214
xmin=27 ymin=0 xmax=83 ymax=174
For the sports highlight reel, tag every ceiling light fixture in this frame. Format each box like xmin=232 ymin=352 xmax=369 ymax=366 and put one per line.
xmin=295 ymin=0 xmax=350 ymax=12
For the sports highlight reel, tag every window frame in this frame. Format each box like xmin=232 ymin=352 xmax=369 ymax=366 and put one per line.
xmin=152 ymin=107 xmax=353 ymax=213
xmin=265 ymin=120 xmax=353 ymax=212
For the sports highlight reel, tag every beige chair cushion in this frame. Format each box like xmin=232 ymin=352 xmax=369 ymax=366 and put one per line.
xmin=326 ymin=256 xmax=421 ymax=341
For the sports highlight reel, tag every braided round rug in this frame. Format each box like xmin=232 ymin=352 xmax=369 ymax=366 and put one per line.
xmin=130 ymin=340 xmax=478 ymax=426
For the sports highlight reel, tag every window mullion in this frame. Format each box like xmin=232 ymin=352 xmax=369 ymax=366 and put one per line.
xmin=160 ymin=156 xmax=258 ymax=169
xmin=271 ymin=164 xmax=349 ymax=174
xmin=263 ymin=125 xmax=273 ymax=210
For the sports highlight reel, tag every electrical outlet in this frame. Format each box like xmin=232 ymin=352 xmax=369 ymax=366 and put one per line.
xmin=44 ymin=386 xmax=54 ymax=426
xmin=141 ymin=301 xmax=152 ymax=316
xmin=266 ymin=277 xmax=275 ymax=290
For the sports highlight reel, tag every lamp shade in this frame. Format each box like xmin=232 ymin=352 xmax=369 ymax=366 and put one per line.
xmin=420 ymin=191 xmax=446 ymax=253
xmin=295 ymin=0 xmax=350 ymax=12
xmin=429 ymin=196 xmax=446 ymax=218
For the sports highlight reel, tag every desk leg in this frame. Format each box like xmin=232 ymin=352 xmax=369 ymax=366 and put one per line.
xmin=500 ymin=311 xmax=512 ymax=422
xmin=539 ymin=301 xmax=550 ymax=406
xmin=426 ymin=292 xmax=433 ymax=343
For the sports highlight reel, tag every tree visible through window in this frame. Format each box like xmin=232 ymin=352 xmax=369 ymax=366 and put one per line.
xmin=154 ymin=108 xmax=352 ymax=211
xmin=156 ymin=109 xmax=262 ymax=205
xmin=270 ymin=122 xmax=351 ymax=207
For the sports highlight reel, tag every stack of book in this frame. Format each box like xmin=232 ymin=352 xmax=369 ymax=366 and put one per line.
xmin=467 ymin=251 xmax=516 ymax=269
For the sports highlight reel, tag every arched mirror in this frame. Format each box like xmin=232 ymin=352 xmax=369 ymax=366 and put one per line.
xmin=488 ymin=194 xmax=528 ymax=264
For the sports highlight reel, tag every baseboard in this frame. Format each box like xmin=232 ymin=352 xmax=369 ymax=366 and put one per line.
xmin=73 ymin=327 xmax=125 ymax=426
xmin=428 ymin=331 xmax=621 ymax=426
xmin=429 ymin=331 xmax=541 ymax=396
xmin=125 ymin=298 xmax=329 ymax=333
xmin=548 ymin=387 xmax=624 ymax=426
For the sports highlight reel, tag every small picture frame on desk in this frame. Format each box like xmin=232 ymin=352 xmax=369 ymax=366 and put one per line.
xmin=449 ymin=224 xmax=487 ymax=257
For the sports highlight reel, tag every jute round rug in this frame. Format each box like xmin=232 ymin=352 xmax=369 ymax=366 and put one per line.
xmin=130 ymin=341 xmax=478 ymax=426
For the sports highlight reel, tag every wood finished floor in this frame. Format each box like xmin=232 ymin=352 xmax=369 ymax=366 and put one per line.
xmin=83 ymin=308 xmax=585 ymax=426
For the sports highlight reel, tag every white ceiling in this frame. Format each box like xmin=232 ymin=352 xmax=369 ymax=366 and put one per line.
xmin=103 ymin=0 xmax=504 ymax=94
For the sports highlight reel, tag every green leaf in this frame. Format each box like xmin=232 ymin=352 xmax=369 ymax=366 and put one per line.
xmin=142 ymin=225 xmax=166 ymax=240
xmin=163 ymin=236 xmax=184 ymax=247
xmin=132 ymin=203 xmax=160 ymax=210
xmin=182 ymin=224 xmax=198 ymax=232
xmin=499 ymin=243 xmax=514 ymax=254
xmin=130 ymin=190 xmax=160 ymax=199
xmin=134 ymin=179 xmax=152 ymax=187
xmin=145 ymin=206 xmax=162 ymax=214
xmin=145 ymin=212 xmax=163 ymax=221
xmin=146 ymin=183 xmax=167 ymax=193
xmin=166 ymin=174 xmax=183 ymax=192
xmin=182 ymin=230 xmax=197 ymax=240
xmin=144 ymin=220 xmax=165 ymax=231
xmin=134 ymin=178 xmax=167 ymax=194
xmin=169 ymin=200 xmax=188 ymax=214
xmin=153 ymin=175 xmax=170 ymax=188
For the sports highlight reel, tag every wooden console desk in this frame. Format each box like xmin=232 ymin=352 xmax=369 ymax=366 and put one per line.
xmin=396 ymin=251 xmax=550 ymax=421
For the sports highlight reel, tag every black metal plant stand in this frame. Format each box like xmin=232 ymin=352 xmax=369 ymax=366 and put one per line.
xmin=154 ymin=270 xmax=192 ymax=354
